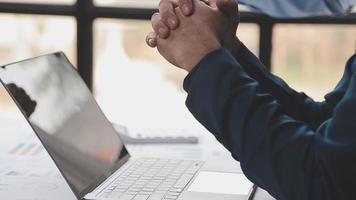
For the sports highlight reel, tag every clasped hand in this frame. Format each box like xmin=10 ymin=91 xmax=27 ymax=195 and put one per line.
xmin=146 ymin=0 xmax=240 ymax=72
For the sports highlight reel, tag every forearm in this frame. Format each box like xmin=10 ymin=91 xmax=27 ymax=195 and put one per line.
xmin=184 ymin=48 xmax=319 ymax=199
xmin=184 ymin=49 xmax=356 ymax=199
xmin=227 ymin=39 xmax=332 ymax=129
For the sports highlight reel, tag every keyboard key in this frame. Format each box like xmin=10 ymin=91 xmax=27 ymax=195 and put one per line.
xmin=128 ymin=188 xmax=141 ymax=192
xmin=164 ymin=195 xmax=179 ymax=199
xmin=119 ymin=194 xmax=135 ymax=200
xmin=152 ymin=191 xmax=166 ymax=194
xmin=169 ymin=188 xmax=183 ymax=193
xmin=138 ymin=191 xmax=152 ymax=195
xmin=156 ymin=187 xmax=170 ymax=192
xmin=131 ymin=186 xmax=144 ymax=189
xmin=117 ymin=186 xmax=129 ymax=190
xmin=166 ymin=191 xmax=180 ymax=196
xmin=125 ymin=191 xmax=138 ymax=195
xmin=148 ymin=194 xmax=165 ymax=200
xmin=115 ymin=188 xmax=126 ymax=193
xmin=142 ymin=188 xmax=154 ymax=192
xmin=108 ymin=192 xmax=122 ymax=198
xmin=133 ymin=194 xmax=150 ymax=200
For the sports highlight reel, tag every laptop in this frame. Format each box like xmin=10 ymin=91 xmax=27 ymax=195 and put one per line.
xmin=0 ymin=52 xmax=254 ymax=200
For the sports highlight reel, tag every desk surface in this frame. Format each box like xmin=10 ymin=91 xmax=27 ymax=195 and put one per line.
xmin=0 ymin=118 xmax=275 ymax=200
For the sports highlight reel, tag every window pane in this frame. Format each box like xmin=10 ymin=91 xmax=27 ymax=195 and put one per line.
xmin=0 ymin=14 xmax=76 ymax=67
xmin=272 ymin=24 xmax=356 ymax=101
xmin=94 ymin=19 xmax=259 ymax=134
xmin=0 ymin=0 xmax=75 ymax=4
xmin=0 ymin=84 xmax=20 ymax=119
xmin=94 ymin=0 xmax=253 ymax=11
xmin=0 ymin=14 xmax=76 ymax=119
xmin=95 ymin=0 xmax=158 ymax=8
xmin=238 ymin=24 xmax=259 ymax=55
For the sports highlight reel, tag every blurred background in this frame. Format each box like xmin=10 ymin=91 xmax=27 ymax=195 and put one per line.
xmin=0 ymin=0 xmax=355 ymax=135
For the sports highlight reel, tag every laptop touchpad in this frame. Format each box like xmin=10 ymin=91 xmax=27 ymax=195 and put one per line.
xmin=188 ymin=171 xmax=253 ymax=195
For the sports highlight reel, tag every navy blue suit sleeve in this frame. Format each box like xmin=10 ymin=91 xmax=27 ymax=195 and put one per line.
xmin=237 ymin=0 xmax=356 ymax=18
xmin=184 ymin=48 xmax=356 ymax=199
xmin=234 ymin=44 xmax=333 ymax=129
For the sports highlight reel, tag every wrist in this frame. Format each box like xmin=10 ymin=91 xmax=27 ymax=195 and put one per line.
xmin=182 ymin=40 xmax=222 ymax=72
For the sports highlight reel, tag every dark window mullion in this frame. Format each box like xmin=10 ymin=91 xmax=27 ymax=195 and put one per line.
xmin=76 ymin=0 xmax=94 ymax=90
xmin=259 ymin=21 xmax=274 ymax=70
xmin=0 ymin=1 xmax=355 ymax=88
xmin=0 ymin=2 xmax=75 ymax=16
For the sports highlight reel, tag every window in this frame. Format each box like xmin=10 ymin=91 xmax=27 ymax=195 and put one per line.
xmin=0 ymin=84 xmax=16 ymax=118
xmin=0 ymin=14 xmax=76 ymax=67
xmin=0 ymin=14 xmax=76 ymax=119
xmin=0 ymin=0 xmax=75 ymax=4
xmin=95 ymin=0 xmax=158 ymax=8
xmin=272 ymin=24 xmax=356 ymax=100
xmin=0 ymin=1 xmax=355 ymax=131
xmin=93 ymin=19 xmax=259 ymax=132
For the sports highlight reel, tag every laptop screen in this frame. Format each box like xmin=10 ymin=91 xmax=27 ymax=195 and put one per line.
xmin=0 ymin=52 xmax=129 ymax=198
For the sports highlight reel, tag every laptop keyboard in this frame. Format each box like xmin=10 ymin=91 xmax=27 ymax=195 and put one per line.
xmin=98 ymin=158 xmax=204 ymax=200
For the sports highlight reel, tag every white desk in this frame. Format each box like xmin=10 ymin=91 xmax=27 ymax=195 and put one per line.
xmin=0 ymin=118 xmax=77 ymax=200
xmin=0 ymin=118 xmax=274 ymax=199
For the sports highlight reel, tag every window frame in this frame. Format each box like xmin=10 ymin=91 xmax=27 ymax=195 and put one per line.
xmin=0 ymin=0 xmax=355 ymax=90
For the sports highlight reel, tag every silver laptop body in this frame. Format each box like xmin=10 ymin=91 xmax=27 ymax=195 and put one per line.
xmin=0 ymin=52 xmax=254 ymax=200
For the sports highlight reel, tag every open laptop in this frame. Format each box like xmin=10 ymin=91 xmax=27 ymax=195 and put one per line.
xmin=0 ymin=52 xmax=254 ymax=200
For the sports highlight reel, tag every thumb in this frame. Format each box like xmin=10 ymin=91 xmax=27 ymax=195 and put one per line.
xmin=215 ymin=0 xmax=238 ymax=16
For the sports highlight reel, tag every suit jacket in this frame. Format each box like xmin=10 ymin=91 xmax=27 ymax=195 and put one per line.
xmin=238 ymin=0 xmax=356 ymax=18
xmin=183 ymin=45 xmax=356 ymax=199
